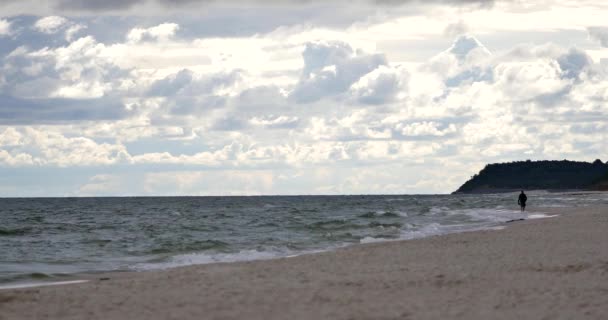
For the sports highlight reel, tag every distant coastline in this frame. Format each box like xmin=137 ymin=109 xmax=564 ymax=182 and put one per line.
xmin=453 ymin=159 xmax=608 ymax=194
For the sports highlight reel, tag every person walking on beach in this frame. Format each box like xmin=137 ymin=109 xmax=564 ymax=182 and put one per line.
xmin=518 ymin=190 xmax=527 ymax=212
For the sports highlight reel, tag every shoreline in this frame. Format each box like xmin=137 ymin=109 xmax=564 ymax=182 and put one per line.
xmin=1 ymin=205 xmax=607 ymax=319
xmin=0 ymin=207 xmax=555 ymax=290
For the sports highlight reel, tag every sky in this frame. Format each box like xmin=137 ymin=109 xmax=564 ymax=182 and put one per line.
xmin=0 ymin=0 xmax=607 ymax=196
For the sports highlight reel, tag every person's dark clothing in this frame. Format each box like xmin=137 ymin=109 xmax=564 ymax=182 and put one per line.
xmin=518 ymin=192 xmax=527 ymax=211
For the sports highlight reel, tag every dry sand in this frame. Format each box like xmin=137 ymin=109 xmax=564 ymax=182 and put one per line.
xmin=1 ymin=205 xmax=607 ymax=320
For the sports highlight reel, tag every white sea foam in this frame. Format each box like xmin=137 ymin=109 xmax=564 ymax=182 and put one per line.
xmin=138 ymin=206 xmax=553 ymax=271
xmin=0 ymin=280 xmax=88 ymax=290
xmin=360 ymin=223 xmax=507 ymax=244
xmin=379 ymin=207 xmax=529 ymax=243
xmin=395 ymin=210 xmax=408 ymax=217
xmin=384 ymin=198 xmax=408 ymax=202
xmin=401 ymin=222 xmax=509 ymax=240
xmin=449 ymin=208 xmax=561 ymax=223
xmin=134 ymin=250 xmax=282 ymax=270
xmin=527 ymin=213 xmax=558 ymax=219
xmin=360 ymin=236 xmax=393 ymax=244
xmin=429 ymin=206 xmax=450 ymax=215
xmin=132 ymin=248 xmax=325 ymax=271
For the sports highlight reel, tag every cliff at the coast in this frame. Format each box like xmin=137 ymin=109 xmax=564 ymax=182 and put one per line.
xmin=453 ymin=159 xmax=608 ymax=194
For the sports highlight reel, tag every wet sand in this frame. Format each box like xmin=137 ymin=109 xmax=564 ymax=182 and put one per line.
xmin=1 ymin=205 xmax=607 ymax=320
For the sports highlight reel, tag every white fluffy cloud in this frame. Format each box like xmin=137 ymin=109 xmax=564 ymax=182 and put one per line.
xmin=249 ymin=115 xmax=299 ymax=129
xmin=1 ymin=1 xmax=608 ymax=195
xmin=127 ymin=23 xmax=179 ymax=42
xmin=33 ymin=16 xmax=68 ymax=33
xmin=400 ymin=121 xmax=457 ymax=137
xmin=33 ymin=16 xmax=85 ymax=41
xmin=0 ymin=19 xmax=12 ymax=36
xmin=588 ymin=27 xmax=608 ymax=47
xmin=0 ymin=127 xmax=130 ymax=167
xmin=350 ymin=65 xmax=407 ymax=105
xmin=290 ymin=41 xmax=387 ymax=103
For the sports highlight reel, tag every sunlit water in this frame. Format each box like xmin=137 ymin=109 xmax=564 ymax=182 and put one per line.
xmin=1 ymin=191 xmax=606 ymax=285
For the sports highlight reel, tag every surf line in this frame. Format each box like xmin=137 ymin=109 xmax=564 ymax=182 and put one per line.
xmin=0 ymin=280 xmax=89 ymax=290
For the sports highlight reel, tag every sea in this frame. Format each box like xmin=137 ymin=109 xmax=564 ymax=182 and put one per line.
xmin=1 ymin=191 xmax=607 ymax=287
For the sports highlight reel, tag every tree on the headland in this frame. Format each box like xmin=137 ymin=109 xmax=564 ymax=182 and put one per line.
xmin=453 ymin=160 xmax=608 ymax=193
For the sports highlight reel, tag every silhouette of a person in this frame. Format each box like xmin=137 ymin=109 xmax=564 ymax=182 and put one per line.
xmin=518 ymin=190 xmax=527 ymax=212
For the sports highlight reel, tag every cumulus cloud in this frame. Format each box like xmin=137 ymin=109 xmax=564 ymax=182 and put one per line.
xmin=0 ymin=127 xmax=130 ymax=167
xmin=0 ymin=19 xmax=13 ymax=37
xmin=588 ymin=27 xmax=608 ymax=47
xmin=493 ymin=60 xmax=566 ymax=101
xmin=290 ymin=41 xmax=387 ymax=103
xmin=399 ymin=121 xmax=457 ymax=137
xmin=349 ymin=65 xmax=407 ymax=105
xmin=0 ymin=127 xmax=24 ymax=146
xmin=443 ymin=20 xmax=469 ymax=38
xmin=557 ymin=48 xmax=593 ymax=80
xmin=146 ymin=69 xmax=194 ymax=96
xmin=0 ymin=35 xmax=132 ymax=123
xmin=230 ymin=86 xmax=289 ymax=114
xmin=249 ymin=115 xmax=299 ymax=129
xmin=424 ymin=35 xmax=492 ymax=88
xmin=127 ymin=22 xmax=180 ymax=42
xmin=64 ymin=24 xmax=86 ymax=41
xmin=33 ymin=16 xmax=68 ymax=34
xmin=32 ymin=16 xmax=86 ymax=41
xmin=447 ymin=35 xmax=491 ymax=61
xmin=1 ymin=4 xmax=607 ymax=195
xmin=147 ymin=69 xmax=241 ymax=98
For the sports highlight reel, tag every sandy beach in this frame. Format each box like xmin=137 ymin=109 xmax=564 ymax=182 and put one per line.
xmin=1 ymin=205 xmax=606 ymax=320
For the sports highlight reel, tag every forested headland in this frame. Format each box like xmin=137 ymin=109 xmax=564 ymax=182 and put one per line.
xmin=453 ymin=160 xmax=608 ymax=194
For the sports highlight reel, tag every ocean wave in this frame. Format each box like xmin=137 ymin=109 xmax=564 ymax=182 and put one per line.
xmin=132 ymin=247 xmax=322 ymax=271
xmin=148 ymin=239 xmax=230 ymax=254
xmin=428 ymin=206 xmax=451 ymax=215
xmin=321 ymin=232 xmax=359 ymax=241
xmin=357 ymin=211 xmax=405 ymax=218
xmin=448 ymin=208 xmax=524 ymax=223
xmin=368 ymin=222 xmax=402 ymax=228
xmin=0 ymin=272 xmax=55 ymax=284
xmin=359 ymin=219 xmax=509 ymax=245
xmin=359 ymin=236 xmax=397 ymax=244
xmin=2 ymin=193 xmax=603 ymax=285
xmin=306 ymin=219 xmax=365 ymax=231
xmin=0 ymin=227 xmax=32 ymax=236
